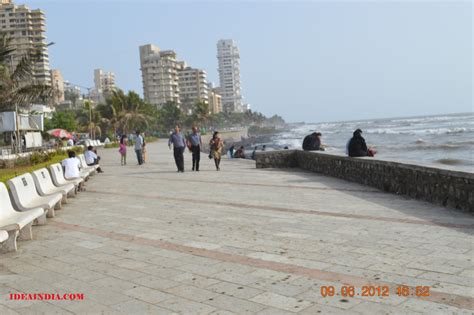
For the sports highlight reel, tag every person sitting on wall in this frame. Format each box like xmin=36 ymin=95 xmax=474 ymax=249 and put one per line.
xmin=84 ymin=146 xmax=104 ymax=173
xmin=234 ymin=146 xmax=246 ymax=159
xmin=348 ymin=129 xmax=376 ymax=157
xmin=302 ymin=132 xmax=323 ymax=151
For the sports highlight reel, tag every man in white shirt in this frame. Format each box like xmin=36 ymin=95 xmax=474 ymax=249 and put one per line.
xmin=134 ymin=130 xmax=144 ymax=165
xmin=67 ymin=138 xmax=74 ymax=146
xmin=84 ymin=146 xmax=104 ymax=173
xmin=62 ymin=151 xmax=85 ymax=190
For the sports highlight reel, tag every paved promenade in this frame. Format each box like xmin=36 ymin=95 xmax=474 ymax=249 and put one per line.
xmin=1 ymin=141 xmax=473 ymax=314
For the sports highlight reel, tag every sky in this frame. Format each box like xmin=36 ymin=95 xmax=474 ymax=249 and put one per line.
xmin=27 ymin=0 xmax=472 ymax=123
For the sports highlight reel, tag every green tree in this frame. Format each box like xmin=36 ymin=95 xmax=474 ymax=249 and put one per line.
xmin=157 ymin=101 xmax=183 ymax=132
xmin=47 ymin=111 xmax=77 ymax=131
xmin=191 ymin=101 xmax=210 ymax=128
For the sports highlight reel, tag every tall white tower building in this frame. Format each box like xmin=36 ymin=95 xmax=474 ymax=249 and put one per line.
xmin=217 ymin=39 xmax=243 ymax=113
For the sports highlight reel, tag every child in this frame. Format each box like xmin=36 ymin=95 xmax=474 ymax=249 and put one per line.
xmin=119 ymin=135 xmax=127 ymax=165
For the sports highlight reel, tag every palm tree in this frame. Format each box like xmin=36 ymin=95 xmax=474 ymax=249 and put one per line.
xmin=0 ymin=33 xmax=52 ymax=111
xmin=97 ymin=90 xmax=154 ymax=136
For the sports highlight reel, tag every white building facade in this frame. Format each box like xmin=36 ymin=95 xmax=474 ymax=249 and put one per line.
xmin=178 ymin=63 xmax=208 ymax=113
xmin=217 ymin=39 xmax=243 ymax=113
xmin=0 ymin=0 xmax=51 ymax=85
xmin=139 ymin=44 xmax=180 ymax=108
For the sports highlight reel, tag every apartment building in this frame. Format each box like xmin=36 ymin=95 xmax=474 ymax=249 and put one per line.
xmin=217 ymin=39 xmax=243 ymax=113
xmin=94 ymin=68 xmax=116 ymax=92
xmin=139 ymin=44 xmax=180 ymax=108
xmin=177 ymin=62 xmax=208 ymax=113
xmin=0 ymin=0 xmax=51 ymax=85
xmin=207 ymin=85 xmax=222 ymax=114
xmin=49 ymin=69 xmax=64 ymax=105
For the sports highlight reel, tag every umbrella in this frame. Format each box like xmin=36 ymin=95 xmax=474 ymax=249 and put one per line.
xmin=47 ymin=128 xmax=73 ymax=139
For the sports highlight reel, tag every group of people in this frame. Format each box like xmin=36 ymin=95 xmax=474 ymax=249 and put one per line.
xmin=61 ymin=145 xmax=104 ymax=191
xmin=303 ymin=129 xmax=376 ymax=157
xmin=117 ymin=131 xmax=148 ymax=166
xmin=167 ymin=125 xmax=224 ymax=172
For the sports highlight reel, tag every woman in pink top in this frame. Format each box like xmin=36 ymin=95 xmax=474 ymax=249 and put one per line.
xmin=119 ymin=135 xmax=127 ymax=165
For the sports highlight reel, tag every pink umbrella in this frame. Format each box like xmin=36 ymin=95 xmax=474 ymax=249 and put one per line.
xmin=47 ymin=128 xmax=73 ymax=139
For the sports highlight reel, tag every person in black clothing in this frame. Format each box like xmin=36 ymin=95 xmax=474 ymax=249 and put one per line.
xmin=302 ymin=132 xmax=322 ymax=151
xmin=348 ymin=129 xmax=369 ymax=157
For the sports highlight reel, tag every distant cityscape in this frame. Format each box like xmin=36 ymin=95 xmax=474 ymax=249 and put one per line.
xmin=0 ymin=0 xmax=249 ymax=116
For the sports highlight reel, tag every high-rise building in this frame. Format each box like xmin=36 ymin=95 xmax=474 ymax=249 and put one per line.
xmin=94 ymin=68 xmax=116 ymax=92
xmin=0 ymin=0 xmax=51 ymax=85
xmin=207 ymin=83 xmax=222 ymax=114
xmin=139 ymin=44 xmax=180 ymax=108
xmin=178 ymin=62 xmax=208 ymax=113
xmin=217 ymin=39 xmax=243 ymax=113
xmin=49 ymin=69 xmax=64 ymax=105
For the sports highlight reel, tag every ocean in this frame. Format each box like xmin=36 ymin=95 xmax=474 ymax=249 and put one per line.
xmin=272 ymin=112 xmax=474 ymax=173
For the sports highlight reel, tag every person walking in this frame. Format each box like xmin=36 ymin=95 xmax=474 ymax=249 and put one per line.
xmin=209 ymin=131 xmax=224 ymax=171
xmin=119 ymin=135 xmax=127 ymax=165
xmin=134 ymin=130 xmax=144 ymax=165
xmin=187 ymin=126 xmax=202 ymax=171
xmin=168 ymin=125 xmax=186 ymax=172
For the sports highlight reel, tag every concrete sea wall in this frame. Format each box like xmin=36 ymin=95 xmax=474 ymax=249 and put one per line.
xmin=256 ymin=150 xmax=474 ymax=212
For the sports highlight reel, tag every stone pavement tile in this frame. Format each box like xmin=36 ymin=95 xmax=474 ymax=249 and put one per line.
xmin=400 ymin=299 xmax=473 ymax=314
xmin=124 ymin=286 xmax=174 ymax=304
xmin=381 ymin=274 xmax=438 ymax=287
xmin=417 ymin=271 xmax=473 ymax=287
xmin=88 ymin=253 xmax=124 ymax=263
xmin=210 ymin=262 xmax=258 ymax=275
xmin=429 ymin=282 xmax=473 ymax=297
xmin=66 ymin=267 xmax=109 ymax=282
xmin=90 ymin=276 xmax=139 ymax=292
xmin=209 ymin=310 xmax=236 ymax=315
xmin=300 ymin=303 xmax=362 ymax=315
xmin=132 ymin=275 xmax=181 ymax=290
xmin=110 ymin=258 xmax=153 ymax=269
xmin=85 ymin=287 xmax=134 ymax=306
xmin=203 ymin=294 xmax=266 ymax=314
xmin=324 ymin=265 xmax=381 ymax=280
xmin=249 ymin=278 xmax=308 ymax=297
xmin=405 ymin=261 xmax=463 ymax=275
xmin=458 ymin=269 xmax=474 ymax=278
xmin=247 ymin=269 xmax=301 ymax=282
xmin=212 ymin=271 xmax=260 ymax=286
xmin=113 ymin=299 xmax=172 ymax=314
xmin=256 ymin=307 xmax=296 ymax=315
xmin=313 ymin=294 xmax=364 ymax=310
xmin=351 ymin=301 xmax=420 ymax=314
xmin=366 ymin=263 xmax=425 ymax=277
xmin=146 ymin=256 xmax=188 ymax=268
xmin=141 ymin=265 xmax=184 ymax=279
xmin=15 ymin=302 xmax=74 ymax=315
xmin=103 ymin=266 xmax=148 ymax=281
xmin=165 ymin=284 xmax=219 ymax=302
xmin=354 ymin=294 xmax=408 ymax=306
xmin=175 ymin=262 xmax=228 ymax=277
xmin=48 ymin=299 xmax=118 ymax=314
xmin=170 ymin=272 xmax=221 ymax=288
xmin=158 ymin=295 xmax=217 ymax=314
xmin=0 ymin=304 xmax=19 ymax=315
xmin=206 ymin=282 xmax=263 ymax=299
xmin=53 ymin=254 xmax=91 ymax=265
xmin=249 ymin=292 xmax=313 ymax=313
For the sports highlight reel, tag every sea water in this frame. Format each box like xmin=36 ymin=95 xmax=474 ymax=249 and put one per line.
xmin=273 ymin=112 xmax=473 ymax=172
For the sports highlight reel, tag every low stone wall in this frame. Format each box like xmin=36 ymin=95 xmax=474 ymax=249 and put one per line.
xmin=256 ymin=150 xmax=474 ymax=212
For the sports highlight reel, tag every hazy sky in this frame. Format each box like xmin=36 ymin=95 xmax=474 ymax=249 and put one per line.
xmin=28 ymin=0 xmax=472 ymax=122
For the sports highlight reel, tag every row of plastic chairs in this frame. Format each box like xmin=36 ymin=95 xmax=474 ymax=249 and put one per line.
xmin=0 ymin=154 xmax=100 ymax=253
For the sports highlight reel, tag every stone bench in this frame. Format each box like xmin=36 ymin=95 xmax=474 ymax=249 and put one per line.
xmin=78 ymin=154 xmax=97 ymax=174
xmin=0 ymin=182 xmax=46 ymax=253
xmin=49 ymin=163 xmax=84 ymax=191
xmin=8 ymin=173 xmax=62 ymax=218
xmin=32 ymin=168 xmax=75 ymax=203
xmin=0 ymin=230 xmax=7 ymax=243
